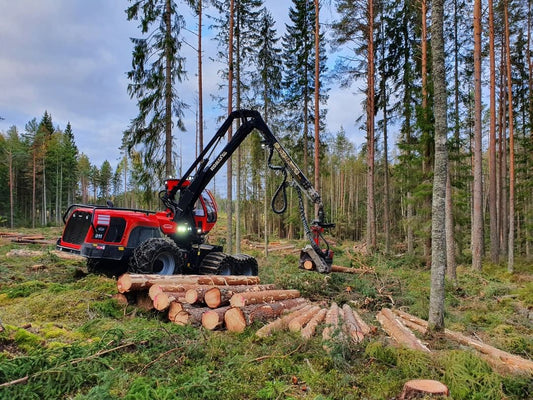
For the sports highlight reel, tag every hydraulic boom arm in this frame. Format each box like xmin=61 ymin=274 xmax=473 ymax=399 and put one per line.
xmin=161 ymin=109 xmax=334 ymax=272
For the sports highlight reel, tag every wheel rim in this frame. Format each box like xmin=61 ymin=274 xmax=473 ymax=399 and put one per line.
xmin=152 ymin=252 xmax=175 ymax=275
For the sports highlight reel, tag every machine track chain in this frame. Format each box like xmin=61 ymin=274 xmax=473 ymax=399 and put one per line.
xmin=198 ymin=251 xmax=234 ymax=275
xmin=231 ymin=254 xmax=258 ymax=276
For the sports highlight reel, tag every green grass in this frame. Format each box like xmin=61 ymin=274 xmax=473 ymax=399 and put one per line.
xmin=0 ymin=230 xmax=531 ymax=399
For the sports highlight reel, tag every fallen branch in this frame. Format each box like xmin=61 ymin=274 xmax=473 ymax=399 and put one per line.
xmin=0 ymin=341 xmax=143 ymax=388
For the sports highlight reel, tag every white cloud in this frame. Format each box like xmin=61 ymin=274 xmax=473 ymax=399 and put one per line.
xmin=0 ymin=0 xmax=366 ymax=177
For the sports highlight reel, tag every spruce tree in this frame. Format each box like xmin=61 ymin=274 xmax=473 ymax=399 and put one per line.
xmin=282 ymin=0 xmax=328 ymax=225
xmin=124 ymin=0 xmax=188 ymax=182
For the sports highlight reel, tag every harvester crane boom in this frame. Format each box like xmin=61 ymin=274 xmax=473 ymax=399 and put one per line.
xmin=161 ymin=109 xmax=334 ymax=272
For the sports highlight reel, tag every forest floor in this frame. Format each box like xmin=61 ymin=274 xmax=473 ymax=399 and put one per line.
xmin=0 ymin=226 xmax=531 ymax=399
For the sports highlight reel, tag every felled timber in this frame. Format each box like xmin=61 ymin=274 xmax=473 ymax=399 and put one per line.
xmin=322 ymin=302 xmax=342 ymax=350
xmin=342 ymin=304 xmax=365 ymax=343
xmin=229 ymin=289 xmax=300 ymax=307
xmin=392 ymin=308 xmax=533 ymax=374
xmin=301 ymin=308 xmax=327 ymax=339
xmin=376 ymin=308 xmax=430 ymax=353
xmin=188 ymin=284 xmax=277 ymax=308
xmin=117 ymin=273 xmax=260 ymax=293
xmin=288 ymin=305 xmax=321 ymax=332
xmin=224 ymin=298 xmax=310 ymax=333
xmin=255 ymin=304 xmax=314 ymax=337
xmin=152 ymin=291 xmax=186 ymax=311
xmin=202 ymin=306 xmax=231 ymax=330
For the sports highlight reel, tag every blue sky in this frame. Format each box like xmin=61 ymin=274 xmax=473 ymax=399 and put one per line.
xmin=0 ymin=0 xmax=365 ymax=188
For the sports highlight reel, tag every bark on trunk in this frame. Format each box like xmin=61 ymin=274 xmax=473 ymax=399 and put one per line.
xmin=376 ymin=308 xmax=430 ymax=352
xmin=288 ymin=305 xmax=321 ymax=332
xmin=301 ymin=308 xmax=327 ymax=339
xmin=428 ymin=0 xmax=448 ymax=332
xmin=230 ymin=289 xmax=300 ymax=307
xmin=202 ymin=306 xmax=230 ymax=330
xmin=472 ymin=0 xmax=484 ymax=271
xmin=201 ymin=284 xmax=277 ymax=308
xmin=341 ymin=304 xmax=365 ymax=342
xmin=117 ymin=274 xmax=260 ymax=293
xmin=255 ymin=304 xmax=313 ymax=337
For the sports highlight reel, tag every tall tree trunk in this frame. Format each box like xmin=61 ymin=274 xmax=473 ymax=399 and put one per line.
xmin=383 ymin=79 xmax=391 ymax=255
xmin=446 ymin=171 xmax=456 ymax=280
xmin=366 ymin=0 xmax=376 ymax=253
xmin=164 ymin=0 xmax=173 ymax=177
xmin=198 ymin=0 xmax=204 ymax=154
xmin=235 ymin=1 xmax=241 ymax=254
xmin=428 ymin=0 xmax=448 ymax=332
xmin=488 ymin=0 xmax=499 ymax=263
xmin=123 ymin=155 xmax=128 ymax=208
xmin=314 ymin=0 xmax=320 ymax=220
xmin=504 ymin=0 xmax=515 ymax=272
xmin=472 ymin=0 xmax=484 ymax=271
xmin=226 ymin=0 xmax=235 ymax=254
xmin=498 ymin=46 xmax=508 ymax=256
xmin=42 ymin=158 xmax=47 ymax=226
xmin=421 ymin=0 xmax=431 ymax=264
xmin=8 ymin=151 xmax=14 ymax=228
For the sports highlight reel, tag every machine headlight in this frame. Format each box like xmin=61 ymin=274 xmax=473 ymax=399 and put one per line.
xmin=176 ymin=224 xmax=192 ymax=235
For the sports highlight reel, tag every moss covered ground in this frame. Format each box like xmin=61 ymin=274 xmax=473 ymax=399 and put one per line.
xmin=0 ymin=227 xmax=531 ymax=399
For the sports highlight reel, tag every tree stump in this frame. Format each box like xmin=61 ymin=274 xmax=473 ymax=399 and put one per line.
xmin=399 ymin=379 xmax=449 ymax=399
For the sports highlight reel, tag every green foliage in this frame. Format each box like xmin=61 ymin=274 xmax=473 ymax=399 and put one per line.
xmin=4 ymin=280 xmax=47 ymax=298
xmin=440 ymin=351 xmax=506 ymax=400
xmin=0 ymin=233 xmax=531 ymax=399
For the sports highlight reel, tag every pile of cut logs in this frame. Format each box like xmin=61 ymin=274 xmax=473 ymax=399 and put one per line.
xmin=115 ymin=273 xmax=372 ymax=342
xmin=0 ymin=232 xmax=55 ymax=245
xmin=114 ymin=273 xmax=533 ymax=375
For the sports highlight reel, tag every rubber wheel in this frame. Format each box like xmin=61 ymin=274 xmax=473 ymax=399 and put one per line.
xmin=129 ymin=238 xmax=183 ymax=275
xmin=232 ymin=254 xmax=258 ymax=276
xmin=87 ymin=259 xmax=128 ymax=278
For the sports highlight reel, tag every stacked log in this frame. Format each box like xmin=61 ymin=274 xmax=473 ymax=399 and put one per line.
xmin=114 ymin=273 xmax=374 ymax=342
xmin=115 ymin=273 xmax=314 ymax=334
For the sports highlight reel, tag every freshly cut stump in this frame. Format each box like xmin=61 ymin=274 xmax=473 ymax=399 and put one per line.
xmin=399 ymin=379 xmax=449 ymax=399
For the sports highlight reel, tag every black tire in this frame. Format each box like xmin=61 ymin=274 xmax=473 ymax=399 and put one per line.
xmin=199 ymin=252 xmax=233 ymax=275
xmin=87 ymin=258 xmax=128 ymax=278
xmin=232 ymin=254 xmax=258 ymax=276
xmin=129 ymin=238 xmax=183 ymax=275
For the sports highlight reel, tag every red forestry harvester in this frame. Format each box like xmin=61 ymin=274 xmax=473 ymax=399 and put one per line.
xmin=57 ymin=110 xmax=334 ymax=276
